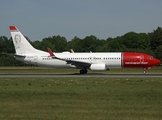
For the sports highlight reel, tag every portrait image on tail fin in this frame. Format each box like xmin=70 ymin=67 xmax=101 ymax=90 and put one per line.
xmin=14 ymin=34 xmax=21 ymax=49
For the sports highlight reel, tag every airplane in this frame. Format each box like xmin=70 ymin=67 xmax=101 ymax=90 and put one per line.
xmin=9 ymin=26 xmax=161 ymax=74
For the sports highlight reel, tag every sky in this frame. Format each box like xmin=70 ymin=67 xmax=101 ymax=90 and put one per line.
xmin=0 ymin=0 xmax=162 ymax=41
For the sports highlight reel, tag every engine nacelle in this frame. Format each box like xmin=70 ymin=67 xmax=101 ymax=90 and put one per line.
xmin=90 ymin=64 xmax=108 ymax=71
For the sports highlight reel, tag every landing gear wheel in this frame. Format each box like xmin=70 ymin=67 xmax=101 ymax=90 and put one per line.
xmin=84 ymin=69 xmax=87 ymax=74
xmin=143 ymin=68 xmax=146 ymax=74
xmin=79 ymin=69 xmax=88 ymax=74
xmin=80 ymin=70 xmax=84 ymax=74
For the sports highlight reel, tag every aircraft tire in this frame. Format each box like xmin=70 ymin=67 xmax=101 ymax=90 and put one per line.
xmin=84 ymin=69 xmax=87 ymax=74
xmin=80 ymin=69 xmax=87 ymax=74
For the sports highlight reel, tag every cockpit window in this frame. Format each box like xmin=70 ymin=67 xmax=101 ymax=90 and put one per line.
xmin=148 ymin=56 xmax=153 ymax=60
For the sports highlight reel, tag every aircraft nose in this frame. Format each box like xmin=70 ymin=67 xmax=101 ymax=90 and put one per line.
xmin=154 ymin=58 xmax=161 ymax=65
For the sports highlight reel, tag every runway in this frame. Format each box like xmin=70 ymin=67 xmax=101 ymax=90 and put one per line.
xmin=0 ymin=74 xmax=162 ymax=78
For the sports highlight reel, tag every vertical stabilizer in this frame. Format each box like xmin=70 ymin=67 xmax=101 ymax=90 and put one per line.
xmin=9 ymin=26 xmax=37 ymax=55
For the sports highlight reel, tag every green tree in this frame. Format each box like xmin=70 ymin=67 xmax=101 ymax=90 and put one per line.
xmin=48 ymin=36 xmax=67 ymax=52
xmin=108 ymin=36 xmax=125 ymax=52
xmin=95 ymin=39 xmax=107 ymax=52
xmin=122 ymin=32 xmax=150 ymax=50
xmin=154 ymin=45 xmax=162 ymax=61
xmin=67 ymin=36 xmax=82 ymax=52
xmin=81 ymin=35 xmax=99 ymax=52
xmin=40 ymin=38 xmax=56 ymax=52
xmin=0 ymin=36 xmax=14 ymax=53
xmin=32 ymin=40 xmax=41 ymax=50
xmin=148 ymin=27 xmax=162 ymax=50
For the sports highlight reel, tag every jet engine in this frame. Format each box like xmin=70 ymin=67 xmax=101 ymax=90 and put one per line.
xmin=90 ymin=63 xmax=108 ymax=71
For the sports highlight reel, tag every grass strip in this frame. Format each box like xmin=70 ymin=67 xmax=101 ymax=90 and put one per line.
xmin=0 ymin=78 xmax=162 ymax=120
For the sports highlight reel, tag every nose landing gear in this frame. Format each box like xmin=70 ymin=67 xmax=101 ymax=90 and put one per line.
xmin=143 ymin=68 xmax=146 ymax=74
xmin=143 ymin=67 xmax=151 ymax=74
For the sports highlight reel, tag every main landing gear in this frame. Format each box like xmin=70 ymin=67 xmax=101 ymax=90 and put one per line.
xmin=79 ymin=69 xmax=88 ymax=74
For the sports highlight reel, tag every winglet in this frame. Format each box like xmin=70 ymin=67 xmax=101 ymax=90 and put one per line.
xmin=70 ymin=49 xmax=74 ymax=53
xmin=9 ymin=26 xmax=19 ymax=32
xmin=47 ymin=47 xmax=55 ymax=56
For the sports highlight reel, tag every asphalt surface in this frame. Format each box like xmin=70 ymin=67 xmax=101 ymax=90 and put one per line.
xmin=0 ymin=74 xmax=162 ymax=78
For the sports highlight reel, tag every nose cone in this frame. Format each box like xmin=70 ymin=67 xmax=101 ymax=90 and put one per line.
xmin=154 ymin=58 xmax=161 ymax=66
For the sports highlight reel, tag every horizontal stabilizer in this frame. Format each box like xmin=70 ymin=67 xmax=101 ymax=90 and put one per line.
xmin=2 ymin=52 xmax=26 ymax=58
xmin=14 ymin=54 xmax=26 ymax=58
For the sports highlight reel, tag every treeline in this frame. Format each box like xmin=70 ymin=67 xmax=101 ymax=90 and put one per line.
xmin=0 ymin=27 xmax=162 ymax=66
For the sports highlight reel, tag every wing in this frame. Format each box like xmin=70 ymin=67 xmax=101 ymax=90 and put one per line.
xmin=2 ymin=52 xmax=26 ymax=58
xmin=47 ymin=47 xmax=91 ymax=68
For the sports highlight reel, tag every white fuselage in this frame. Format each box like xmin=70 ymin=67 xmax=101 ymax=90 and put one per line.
xmin=15 ymin=52 xmax=122 ymax=68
